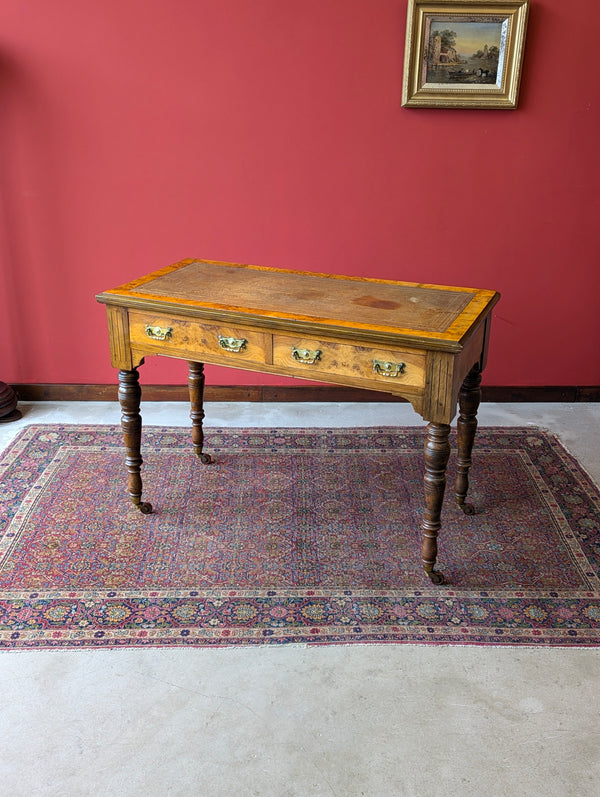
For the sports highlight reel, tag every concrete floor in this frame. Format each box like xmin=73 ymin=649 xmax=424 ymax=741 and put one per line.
xmin=0 ymin=401 xmax=599 ymax=797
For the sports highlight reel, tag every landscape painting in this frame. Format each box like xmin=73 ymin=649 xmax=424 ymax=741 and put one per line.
xmin=424 ymin=18 xmax=507 ymax=86
xmin=401 ymin=1 xmax=530 ymax=109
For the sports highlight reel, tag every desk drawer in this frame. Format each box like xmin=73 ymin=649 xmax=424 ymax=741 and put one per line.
xmin=273 ymin=334 xmax=426 ymax=389
xmin=128 ymin=312 xmax=270 ymax=365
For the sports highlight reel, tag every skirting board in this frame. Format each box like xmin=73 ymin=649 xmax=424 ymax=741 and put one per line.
xmin=11 ymin=384 xmax=600 ymax=402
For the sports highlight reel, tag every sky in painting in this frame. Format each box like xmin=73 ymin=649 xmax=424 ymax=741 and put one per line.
xmin=430 ymin=21 xmax=502 ymax=56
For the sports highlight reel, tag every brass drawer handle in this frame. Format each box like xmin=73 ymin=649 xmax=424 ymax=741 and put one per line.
xmin=291 ymin=347 xmax=321 ymax=365
xmin=218 ymin=335 xmax=247 ymax=353
xmin=145 ymin=325 xmax=173 ymax=341
xmin=372 ymin=359 xmax=406 ymax=377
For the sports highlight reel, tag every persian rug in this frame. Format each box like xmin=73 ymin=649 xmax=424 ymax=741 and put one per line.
xmin=0 ymin=424 xmax=599 ymax=649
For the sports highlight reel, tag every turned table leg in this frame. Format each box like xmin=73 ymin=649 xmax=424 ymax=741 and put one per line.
xmin=455 ymin=364 xmax=482 ymax=515
xmin=118 ymin=368 xmax=152 ymax=514
xmin=421 ymin=422 xmax=451 ymax=584
xmin=188 ymin=361 xmax=213 ymax=464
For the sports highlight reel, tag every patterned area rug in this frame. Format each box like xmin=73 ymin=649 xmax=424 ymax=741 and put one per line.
xmin=1 ymin=424 xmax=599 ymax=649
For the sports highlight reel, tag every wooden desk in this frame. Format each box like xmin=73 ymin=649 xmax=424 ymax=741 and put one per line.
xmin=97 ymin=258 xmax=500 ymax=584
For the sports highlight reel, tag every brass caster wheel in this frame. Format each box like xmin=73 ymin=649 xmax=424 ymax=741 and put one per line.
xmin=199 ymin=452 xmax=213 ymax=464
xmin=427 ymin=569 xmax=445 ymax=585
xmin=138 ymin=501 xmax=153 ymax=515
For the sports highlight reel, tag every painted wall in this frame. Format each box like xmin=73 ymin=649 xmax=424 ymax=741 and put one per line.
xmin=0 ymin=0 xmax=598 ymax=389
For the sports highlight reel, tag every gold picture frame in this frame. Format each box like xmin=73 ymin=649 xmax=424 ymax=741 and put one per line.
xmin=402 ymin=0 xmax=529 ymax=109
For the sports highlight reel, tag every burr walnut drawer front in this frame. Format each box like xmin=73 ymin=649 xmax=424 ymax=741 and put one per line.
xmin=272 ymin=334 xmax=426 ymax=389
xmin=128 ymin=312 xmax=271 ymax=365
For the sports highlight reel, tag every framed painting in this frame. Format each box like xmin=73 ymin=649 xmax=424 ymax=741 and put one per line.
xmin=401 ymin=0 xmax=530 ymax=109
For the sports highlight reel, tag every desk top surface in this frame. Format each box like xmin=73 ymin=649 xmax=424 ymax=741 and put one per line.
xmin=97 ymin=259 xmax=499 ymax=348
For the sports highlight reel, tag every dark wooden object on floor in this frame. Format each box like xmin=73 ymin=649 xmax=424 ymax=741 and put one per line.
xmin=0 ymin=382 xmax=21 ymax=423
xmin=97 ymin=258 xmax=500 ymax=583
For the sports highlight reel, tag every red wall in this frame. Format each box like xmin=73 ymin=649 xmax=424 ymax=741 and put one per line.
xmin=0 ymin=0 xmax=598 ymax=388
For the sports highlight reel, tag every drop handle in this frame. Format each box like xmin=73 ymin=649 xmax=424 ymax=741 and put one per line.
xmin=291 ymin=347 xmax=322 ymax=365
xmin=145 ymin=325 xmax=173 ymax=341
xmin=218 ymin=335 xmax=247 ymax=353
xmin=372 ymin=359 xmax=406 ymax=377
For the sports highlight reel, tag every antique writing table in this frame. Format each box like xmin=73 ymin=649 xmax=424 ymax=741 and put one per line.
xmin=97 ymin=258 xmax=500 ymax=584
